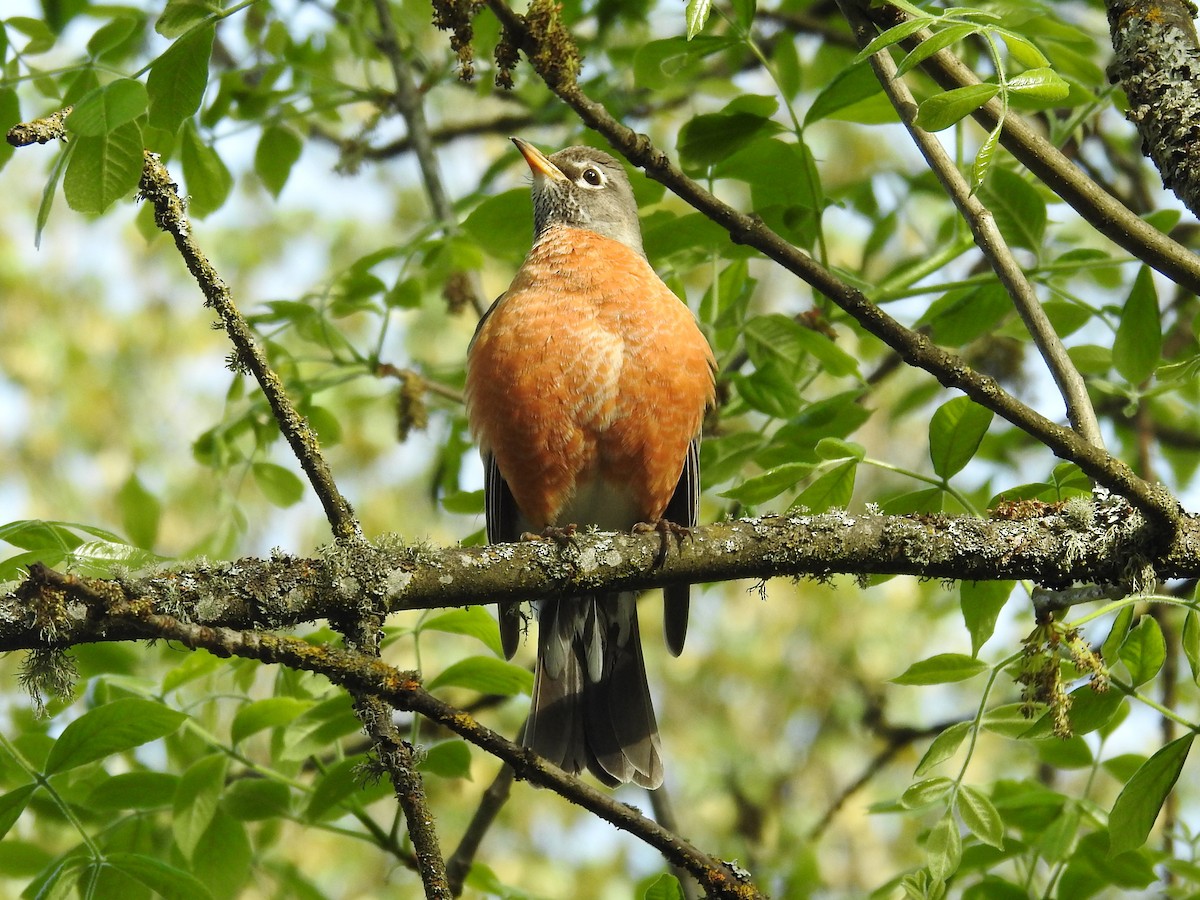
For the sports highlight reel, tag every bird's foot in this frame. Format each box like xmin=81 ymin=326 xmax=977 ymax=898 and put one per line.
xmin=633 ymin=518 xmax=690 ymax=568
xmin=520 ymin=524 xmax=579 ymax=547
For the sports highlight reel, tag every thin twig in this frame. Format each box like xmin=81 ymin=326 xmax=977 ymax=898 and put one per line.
xmin=651 ymin=786 xmax=701 ymax=900
xmin=136 ymin=152 xmax=363 ymax=543
xmin=839 ymin=0 xmax=1105 ymax=449
xmin=863 ymin=1 xmax=1200 ymax=296
xmin=446 ymin=763 xmax=515 ymax=895
xmin=370 ymin=0 xmax=486 ymax=317
xmin=480 ymin=0 xmax=1181 ymax=533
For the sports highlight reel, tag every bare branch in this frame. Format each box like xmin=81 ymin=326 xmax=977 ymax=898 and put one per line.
xmin=839 ymin=0 xmax=1105 ymax=449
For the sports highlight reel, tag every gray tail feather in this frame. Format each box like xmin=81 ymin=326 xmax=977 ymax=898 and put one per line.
xmin=525 ymin=593 xmax=663 ymax=789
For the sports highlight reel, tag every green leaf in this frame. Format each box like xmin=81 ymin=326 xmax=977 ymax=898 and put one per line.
xmin=163 ymin=647 xmax=224 ymax=693
xmin=231 ymin=697 xmax=313 ymax=745
xmin=86 ymin=15 xmax=141 ymax=58
xmin=915 ymin=722 xmax=971 ymax=776
xmin=1101 ymin=604 xmax=1134 ymax=668
xmin=461 ymin=188 xmax=534 ymax=264
xmin=86 ymin=772 xmax=178 ymax=810
xmin=805 ymin=61 xmax=886 ymax=125
xmin=63 ymin=122 xmax=144 ymax=215
xmin=157 ymin=0 xmax=221 ymax=37
xmin=892 ymin=653 xmax=988 ymax=685
xmin=0 ymin=89 xmax=19 ymax=173
xmin=304 ymin=756 xmax=391 ymax=820
xmin=719 ymin=462 xmax=813 ymax=506
xmin=972 ymin=119 xmax=1003 ymax=192
xmin=1005 ymin=67 xmax=1070 ymax=100
xmin=679 ymin=95 xmax=782 ymax=169
xmin=8 ymin=17 xmax=56 ymax=55
xmin=1020 ymin=686 xmax=1124 ymax=739
xmin=419 ymin=740 xmax=472 ymax=779
xmin=43 ymin=698 xmax=187 ymax=774
xmin=1183 ymin=609 xmax=1200 ymax=684
xmin=105 ymin=853 xmax=213 ymax=900
xmin=633 ymin=36 xmax=738 ymax=91
xmin=0 ymin=785 xmax=37 ymax=842
xmin=790 ymin=458 xmax=856 ymax=513
xmin=977 ymin=166 xmax=1046 ymax=251
xmin=173 ymin=754 xmax=228 ymax=861
xmin=117 ymin=474 xmax=161 ymax=550
xmin=427 ymin=656 xmax=533 ymax=696
xmin=915 ymin=84 xmax=999 ymax=131
xmin=280 ymin=696 xmax=362 ymax=761
xmin=926 ymin=810 xmax=962 ymax=881
xmin=731 ymin=366 xmax=802 ymax=419
xmin=960 ymin=581 xmax=1013 ymax=655
xmin=1112 ymin=266 xmax=1161 ymax=385
xmin=421 ymin=607 xmax=504 ymax=657
xmin=929 ymin=396 xmax=993 ymax=479
xmin=180 ymin=121 xmax=232 ymax=218
xmin=896 ymin=24 xmax=980 ymax=77
xmin=222 ymin=779 xmax=291 ymax=820
xmin=252 ymin=462 xmax=305 ymax=508
xmin=901 ymin=776 xmax=954 ymax=809
xmin=1002 ymin=33 xmax=1050 ymax=68
xmin=254 ymin=124 xmax=303 ymax=197
xmin=642 ymin=873 xmax=685 ymax=900
xmin=1109 ymin=734 xmax=1194 ymax=855
xmin=66 ymin=79 xmax=148 ymax=137
xmin=957 ymin=784 xmax=1004 ymax=849
xmin=1119 ymin=615 xmax=1166 ymax=686
xmin=189 ymin=809 xmax=252 ymax=898
xmin=853 ymin=16 xmax=935 ymax=62
xmin=684 ymin=0 xmax=712 ymax=39
xmin=917 ymin=283 xmax=1010 ymax=346
xmin=147 ymin=25 xmax=215 ymax=132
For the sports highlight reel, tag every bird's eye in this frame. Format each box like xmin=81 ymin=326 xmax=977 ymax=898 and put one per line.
xmin=581 ymin=167 xmax=603 ymax=186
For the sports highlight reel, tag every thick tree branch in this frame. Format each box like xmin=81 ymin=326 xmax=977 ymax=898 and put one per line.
xmin=862 ymin=1 xmax=1200 ymax=295
xmin=4 ymin=502 xmax=1188 ymax=654
xmin=79 ymin=599 xmax=764 ymax=899
xmin=479 ymin=0 xmax=1182 ymax=535
xmin=1106 ymin=0 xmax=1200 ymax=218
xmin=840 ymin=0 xmax=1105 ymax=449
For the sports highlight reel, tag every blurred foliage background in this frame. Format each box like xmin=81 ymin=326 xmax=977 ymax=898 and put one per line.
xmin=2 ymin=0 xmax=1200 ymax=897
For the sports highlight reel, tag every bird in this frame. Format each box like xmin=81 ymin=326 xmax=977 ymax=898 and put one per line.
xmin=464 ymin=138 xmax=715 ymax=788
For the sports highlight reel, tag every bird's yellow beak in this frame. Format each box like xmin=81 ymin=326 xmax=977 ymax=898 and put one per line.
xmin=512 ymin=137 xmax=567 ymax=181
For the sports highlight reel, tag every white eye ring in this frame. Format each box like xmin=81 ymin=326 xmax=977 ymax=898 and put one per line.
xmin=580 ymin=167 xmax=604 ymax=187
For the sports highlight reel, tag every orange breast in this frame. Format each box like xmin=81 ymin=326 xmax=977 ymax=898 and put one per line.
xmin=465 ymin=227 xmax=715 ymax=528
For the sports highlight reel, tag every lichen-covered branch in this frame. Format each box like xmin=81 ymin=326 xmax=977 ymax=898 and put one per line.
xmin=84 ymin=601 xmax=764 ymax=899
xmin=1106 ymin=0 xmax=1200 ymax=218
xmin=4 ymin=500 xmax=1191 ymax=654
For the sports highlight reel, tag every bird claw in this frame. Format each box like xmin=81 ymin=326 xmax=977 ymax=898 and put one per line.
xmin=633 ymin=518 xmax=690 ymax=568
xmin=520 ymin=524 xmax=579 ymax=547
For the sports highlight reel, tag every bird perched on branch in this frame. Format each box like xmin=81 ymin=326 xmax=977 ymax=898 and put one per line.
xmin=465 ymin=138 xmax=715 ymax=788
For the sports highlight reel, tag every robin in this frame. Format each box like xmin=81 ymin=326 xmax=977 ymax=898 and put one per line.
xmin=464 ymin=138 xmax=716 ymax=788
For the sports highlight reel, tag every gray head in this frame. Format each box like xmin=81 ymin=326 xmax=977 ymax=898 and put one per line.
xmin=512 ymin=138 xmax=644 ymax=257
